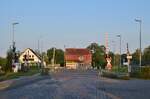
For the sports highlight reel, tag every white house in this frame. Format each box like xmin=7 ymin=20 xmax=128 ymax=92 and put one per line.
xmin=19 ymin=48 xmax=42 ymax=66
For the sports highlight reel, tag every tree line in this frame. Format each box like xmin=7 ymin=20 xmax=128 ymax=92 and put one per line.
xmin=0 ymin=43 xmax=150 ymax=72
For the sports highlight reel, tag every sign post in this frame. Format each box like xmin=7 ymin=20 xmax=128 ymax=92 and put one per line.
xmin=127 ymin=55 xmax=132 ymax=73
xmin=126 ymin=43 xmax=132 ymax=75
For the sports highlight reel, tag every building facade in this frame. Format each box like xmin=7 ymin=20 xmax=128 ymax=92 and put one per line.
xmin=65 ymin=48 xmax=92 ymax=69
xmin=19 ymin=48 xmax=42 ymax=66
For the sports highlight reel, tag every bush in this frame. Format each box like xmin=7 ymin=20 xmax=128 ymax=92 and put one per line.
xmin=101 ymin=70 xmax=130 ymax=80
xmin=101 ymin=70 xmax=117 ymax=78
xmin=112 ymin=66 xmax=128 ymax=73
xmin=0 ymin=57 xmax=7 ymax=70
xmin=140 ymin=67 xmax=150 ymax=79
xmin=130 ymin=66 xmax=150 ymax=79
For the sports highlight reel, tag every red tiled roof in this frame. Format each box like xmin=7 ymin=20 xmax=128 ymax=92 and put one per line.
xmin=65 ymin=48 xmax=92 ymax=62
xmin=65 ymin=48 xmax=91 ymax=55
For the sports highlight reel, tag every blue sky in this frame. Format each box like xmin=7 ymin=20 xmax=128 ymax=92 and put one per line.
xmin=0 ymin=0 xmax=150 ymax=57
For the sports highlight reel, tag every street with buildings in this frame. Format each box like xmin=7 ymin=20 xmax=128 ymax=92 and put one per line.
xmin=0 ymin=1 xmax=150 ymax=99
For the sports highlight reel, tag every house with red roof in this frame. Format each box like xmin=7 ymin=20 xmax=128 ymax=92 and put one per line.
xmin=65 ymin=48 xmax=92 ymax=69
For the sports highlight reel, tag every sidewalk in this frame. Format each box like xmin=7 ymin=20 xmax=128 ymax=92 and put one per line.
xmin=0 ymin=73 xmax=50 ymax=91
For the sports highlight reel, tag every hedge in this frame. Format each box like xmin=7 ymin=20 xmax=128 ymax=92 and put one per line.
xmin=130 ymin=66 xmax=150 ymax=79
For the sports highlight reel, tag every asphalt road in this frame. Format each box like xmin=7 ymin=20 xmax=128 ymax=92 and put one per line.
xmin=0 ymin=69 xmax=150 ymax=99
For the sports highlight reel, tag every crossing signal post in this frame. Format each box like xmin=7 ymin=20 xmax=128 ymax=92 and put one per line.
xmin=105 ymin=33 xmax=112 ymax=70
xmin=126 ymin=43 xmax=132 ymax=74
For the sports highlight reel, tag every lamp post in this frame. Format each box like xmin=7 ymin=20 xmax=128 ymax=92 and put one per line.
xmin=117 ymin=35 xmax=122 ymax=67
xmin=91 ymin=47 xmax=95 ymax=69
xmin=37 ymin=35 xmax=45 ymax=68
xmin=111 ymin=40 xmax=115 ymax=66
xmin=135 ymin=19 xmax=142 ymax=67
xmin=12 ymin=23 xmax=19 ymax=46
xmin=12 ymin=22 xmax=19 ymax=66
xmin=50 ymin=47 xmax=56 ymax=71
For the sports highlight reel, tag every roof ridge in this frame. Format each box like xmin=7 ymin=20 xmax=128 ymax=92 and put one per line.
xmin=20 ymin=48 xmax=41 ymax=60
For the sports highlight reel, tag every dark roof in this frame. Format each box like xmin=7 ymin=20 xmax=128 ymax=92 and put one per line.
xmin=65 ymin=48 xmax=91 ymax=55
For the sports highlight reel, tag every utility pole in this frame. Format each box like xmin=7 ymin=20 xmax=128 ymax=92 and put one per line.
xmin=38 ymin=39 xmax=40 ymax=54
xmin=12 ymin=22 xmax=19 ymax=67
xmin=135 ymin=18 xmax=142 ymax=67
xmin=64 ymin=45 xmax=66 ymax=67
xmin=111 ymin=40 xmax=115 ymax=66
xmin=52 ymin=47 xmax=56 ymax=67
xmin=117 ymin=35 xmax=122 ymax=67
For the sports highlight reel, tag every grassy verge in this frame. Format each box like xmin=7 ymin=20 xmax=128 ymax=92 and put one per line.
xmin=101 ymin=66 xmax=150 ymax=80
xmin=0 ymin=66 xmax=40 ymax=82
xmin=101 ymin=69 xmax=130 ymax=80
xmin=101 ymin=66 xmax=129 ymax=80
xmin=111 ymin=66 xmax=128 ymax=73
xmin=130 ymin=66 xmax=150 ymax=79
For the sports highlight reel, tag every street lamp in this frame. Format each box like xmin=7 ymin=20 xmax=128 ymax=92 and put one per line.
xmin=12 ymin=22 xmax=19 ymax=45
xmin=37 ymin=35 xmax=45 ymax=68
xmin=111 ymin=40 xmax=116 ymax=66
xmin=12 ymin=22 xmax=19 ymax=66
xmin=90 ymin=46 xmax=95 ymax=68
xmin=117 ymin=35 xmax=122 ymax=67
xmin=135 ymin=19 xmax=142 ymax=67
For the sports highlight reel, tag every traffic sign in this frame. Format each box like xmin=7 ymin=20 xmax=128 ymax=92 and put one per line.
xmin=127 ymin=56 xmax=132 ymax=59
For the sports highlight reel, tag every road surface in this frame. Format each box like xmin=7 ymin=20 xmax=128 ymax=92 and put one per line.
xmin=0 ymin=69 xmax=150 ymax=99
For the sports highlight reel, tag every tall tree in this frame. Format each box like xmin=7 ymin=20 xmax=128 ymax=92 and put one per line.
xmin=86 ymin=43 xmax=106 ymax=69
xmin=114 ymin=54 xmax=120 ymax=66
xmin=0 ymin=57 xmax=7 ymax=70
xmin=109 ymin=51 xmax=115 ymax=66
xmin=132 ymin=49 xmax=140 ymax=65
xmin=143 ymin=46 xmax=150 ymax=65
xmin=47 ymin=48 xmax=64 ymax=66
xmin=47 ymin=48 xmax=54 ymax=64
xmin=5 ymin=48 xmax=13 ymax=72
xmin=55 ymin=49 xmax=64 ymax=66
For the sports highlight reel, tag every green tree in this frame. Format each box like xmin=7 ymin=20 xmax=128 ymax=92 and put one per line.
xmin=109 ymin=51 xmax=115 ymax=66
xmin=86 ymin=43 xmax=106 ymax=69
xmin=55 ymin=49 xmax=64 ymax=66
xmin=4 ymin=48 xmax=13 ymax=72
xmin=143 ymin=46 xmax=150 ymax=65
xmin=132 ymin=49 xmax=140 ymax=65
xmin=114 ymin=54 xmax=120 ymax=66
xmin=47 ymin=48 xmax=64 ymax=66
xmin=0 ymin=57 xmax=7 ymax=70
xmin=47 ymin=48 xmax=54 ymax=64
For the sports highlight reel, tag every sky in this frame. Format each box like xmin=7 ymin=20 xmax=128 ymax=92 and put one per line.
xmin=0 ymin=0 xmax=150 ymax=57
